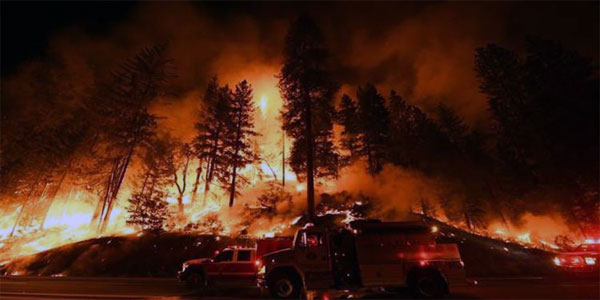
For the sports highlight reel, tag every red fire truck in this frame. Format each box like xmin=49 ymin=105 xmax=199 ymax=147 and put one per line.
xmin=257 ymin=220 xmax=466 ymax=299
xmin=178 ymin=237 xmax=293 ymax=288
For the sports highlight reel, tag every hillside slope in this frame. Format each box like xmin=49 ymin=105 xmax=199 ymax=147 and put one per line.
xmin=1 ymin=224 xmax=558 ymax=278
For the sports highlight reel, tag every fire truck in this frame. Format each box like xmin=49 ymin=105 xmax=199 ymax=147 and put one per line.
xmin=257 ymin=220 xmax=466 ymax=299
xmin=178 ymin=238 xmax=293 ymax=288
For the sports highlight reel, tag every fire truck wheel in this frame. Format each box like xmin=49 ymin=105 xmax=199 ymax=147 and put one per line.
xmin=268 ymin=271 xmax=302 ymax=299
xmin=409 ymin=269 xmax=447 ymax=299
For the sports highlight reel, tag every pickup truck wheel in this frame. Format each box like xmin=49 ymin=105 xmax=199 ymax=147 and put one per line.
xmin=185 ymin=272 xmax=207 ymax=289
xmin=409 ymin=269 xmax=447 ymax=299
xmin=268 ymin=272 xmax=302 ymax=299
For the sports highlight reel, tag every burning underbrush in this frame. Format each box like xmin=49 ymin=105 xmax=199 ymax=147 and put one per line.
xmin=0 ymin=163 xmax=589 ymax=278
xmin=0 ymin=181 xmax=589 ymax=278
xmin=0 ymin=214 xmax=561 ymax=278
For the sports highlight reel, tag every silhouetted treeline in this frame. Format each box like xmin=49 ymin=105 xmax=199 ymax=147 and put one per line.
xmin=334 ymin=37 xmax=599 ymax=234
xmin=1 ymin=14 xmax=597 ymax=237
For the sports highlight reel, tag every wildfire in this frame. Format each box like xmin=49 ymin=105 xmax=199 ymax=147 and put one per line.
xmin=0 ymin=72 xmax=588 ymax=265
xmin=517 ymin=232 xmax=532 ymax=244
xmin=259 ymin=94 xmax=268 ymax=118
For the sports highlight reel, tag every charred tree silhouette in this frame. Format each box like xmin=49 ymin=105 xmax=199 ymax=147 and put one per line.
xmin=193 ymin=76 xmax=231 ymax=204
xmin=172 ymin=143 xmax=193 ymax=215
xmin=1 ymin=53 xmax=98 ymax=235
xmin=222 ymin=80 xmax=258 ymax=207
xmin=89 ymin=44 xmax=173 ymax=233
xmin=476 ymin=37 xmax=599 ymax=233
xmin=278 ymin=15 xmax=340 ymax=221
xmin=127 ymin=136 xmax=174 ymax=232
xmin=337 ymin=94 xmax=361 ymax=163
xmin=356 ymin=83 xmax=390 ymax=174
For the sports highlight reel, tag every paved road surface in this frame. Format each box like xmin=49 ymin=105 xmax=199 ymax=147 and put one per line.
xmin=0 ymin=276 xmax=598 ymax=299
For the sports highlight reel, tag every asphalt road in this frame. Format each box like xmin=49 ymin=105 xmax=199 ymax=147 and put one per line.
xmin=0 ymin=276 xmax=598 ymax=299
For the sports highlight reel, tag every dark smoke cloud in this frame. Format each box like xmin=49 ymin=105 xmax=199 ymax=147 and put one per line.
xmin=3 ymin=2 xmax=597 ymax=130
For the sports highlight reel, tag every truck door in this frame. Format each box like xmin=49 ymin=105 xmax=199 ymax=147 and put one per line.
xmin=225 ymin=249 xmax=256 ymax=286
xmin=211 ymin=249 xmax=234 ymax=282
xmin=294 ymin=230 xmax=332 ymax=290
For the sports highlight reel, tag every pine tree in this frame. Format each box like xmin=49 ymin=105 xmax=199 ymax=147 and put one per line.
xmin=126 ymin=136 xmax=174 ymax=233
xmin=221 ymin=80 xmax=259 ymax=207
xmin=192 ymin=77 xmax=232 ymax=202
xmin=476 ymin=38 xmax=599 ymax=233
xmin=90 ymin=44 xmax=173 ymax=233
xmin=172 ymin=142 xmax=193 ymax=215
xmin=356 ymin=83 xmax=389 ymax=174
xmin=387 ymin=90 xmax=439 ymax=170
xmin=337 ymin=94 xmax=361 ymax=162
xmin=278 ymin=15 xmax=340 ymax=221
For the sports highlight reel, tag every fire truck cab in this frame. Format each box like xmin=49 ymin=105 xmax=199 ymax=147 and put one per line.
xmin=257 ymin=221 xmax=466 ymax=299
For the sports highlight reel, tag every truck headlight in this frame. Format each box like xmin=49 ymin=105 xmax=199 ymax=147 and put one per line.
xmin=584 ymin=257 xmax=596 ymax=265
xmin=258 ymin=265 xmax=266 ymax=275
xmin=182 ymin=262 xmax=189 ymax=271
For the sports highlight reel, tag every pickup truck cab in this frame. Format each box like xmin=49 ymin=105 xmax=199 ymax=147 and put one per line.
xmin=179 ymin=247 xmax=259 ymax=288
xmin=258 ymin=221 xmax=466 ymax=299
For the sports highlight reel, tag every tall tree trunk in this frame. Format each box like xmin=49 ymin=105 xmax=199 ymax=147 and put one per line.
xmin=282 ymin=131 xmax=285 ymax=187
xmin=98 ymin=105 xmax=149 ymax=234
xmin=100 ymin=149 xmax=133 ymax=233
xmin=305 ymin=102 xmax=315 ymax=222
xmin=29 ymin=182 xmax=49 ymax=228
xmin=204 ymin=125 xmax=222 ymax=199
xmin=10 ymin=170 xmax=43 ymax=236
xmin=92 ymin=160 xmax=118 ymax=227
xmin=10 ymin=205 xmax=26 ymax=237
xmin=191 ymin=164 xmax=201 ymax=204
xmin=229 ymin=123 xmax=242 ymax=207
xmin=464 ymin=211 xmax=473 ymax=230
xmin=176 ymin=156 xmax=189 ymax=214
xmin=366 ymin=142 xmax=373 ymax=174
xmin=40 ymin=161 xmax=73 ymax=230
xmin=135 ymin=169 xmax=152 ymax=212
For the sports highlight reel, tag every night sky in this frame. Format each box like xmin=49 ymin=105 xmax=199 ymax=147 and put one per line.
xmin=3 ymin=2 xmax=598 ymax=75
xmin=1 ymin=1 xmax=599 ymax=133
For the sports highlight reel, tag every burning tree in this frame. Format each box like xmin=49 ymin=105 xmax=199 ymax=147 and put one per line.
xmin=278 ymin=14 xmax=340 ymax=221
xmin=1 ymin=48 xmax=97 ymax=236
xmin=222 ymin=80 xmax=259 ymax=207
xmin=356 ymin=83 xmax=390 ymax=174
xmin=172 ymin=143 xmax=193 ymax=216
xmin=386 ymin=90 xmax=441 ymax=170
xmin=337 ymin=94 xmax=361 ymax=163
xmin=126 ymin=136 xmax=175 ymax=232
xmin=87 ymin=44 xmax=174 ymax=233
xmin=192 ymin=77 xmax=231 ymax=203
xmin=193 ymin=78 xmax=259 ymax=207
